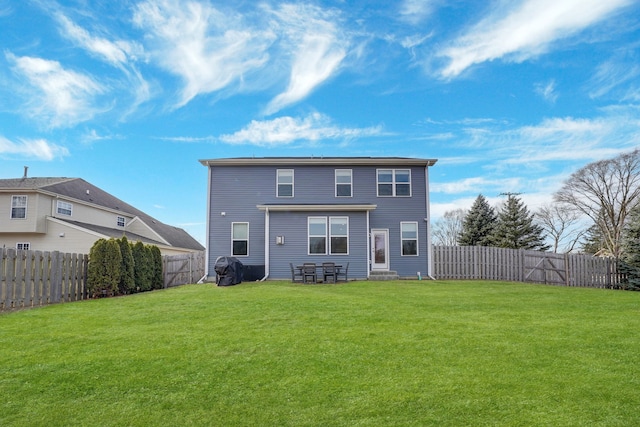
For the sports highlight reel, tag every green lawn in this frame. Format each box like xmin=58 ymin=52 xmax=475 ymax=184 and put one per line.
xmin=1 ymin=280 xmax=639 ymax=426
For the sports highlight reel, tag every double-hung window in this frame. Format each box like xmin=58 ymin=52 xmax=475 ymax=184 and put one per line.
xmin=277 ymin=169 xmax=294 ymax=197
xmin=308 ymin=217 xmax=327 ymax=254
xmin=117 ymin=216 xmax=126 ymax=227
xmin=16 ymin=242 xmax=30 ymax=250
xmin=232 ymin=222 xmax=249 ymax=256
xmin=330 ymin=217 xmax=349 ymax=254
xmin=401 ymin=221 xmax=418 ymax=256
xmin=11 ymin=195 xmax=27 ymax=219
xmin=56 ymin=200 xmax=73 ymax=216
xmin=335 ymin=169 xmax=352 ymax=197
xmin=309 ymin=217 xmax=349 ymax=255
xmin=377 ymin=169 xmax=411 ymax=197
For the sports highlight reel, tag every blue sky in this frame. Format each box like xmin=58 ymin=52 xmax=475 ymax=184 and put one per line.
xmin=1 ymin=0 xmax=639 ymax=245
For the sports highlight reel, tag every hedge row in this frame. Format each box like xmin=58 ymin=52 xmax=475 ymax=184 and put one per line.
xmin=87 ymin=236 xmax=163 ymax=298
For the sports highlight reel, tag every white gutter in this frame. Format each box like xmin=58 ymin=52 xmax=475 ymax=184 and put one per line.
xmin=260 ymin=207 xmax=270 ymax=281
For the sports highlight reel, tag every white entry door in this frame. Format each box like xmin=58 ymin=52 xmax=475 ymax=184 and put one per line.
xmin=371 ymin=229 xmax=389 ymax=271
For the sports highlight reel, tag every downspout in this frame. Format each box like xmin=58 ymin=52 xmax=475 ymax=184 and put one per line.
xmin=425 ymin=165 xmax=436 ymax=280
xmin=203 ymin=165 xmax=212 ymax=282
xmin=366 ymin=210 xmax=371 ymax=279
xmin=260 ymin=207 xmax=270 ymax=281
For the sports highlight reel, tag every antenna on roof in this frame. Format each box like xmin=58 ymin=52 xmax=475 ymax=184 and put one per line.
xmin=23 ymin=166 xmax=28 ymax=179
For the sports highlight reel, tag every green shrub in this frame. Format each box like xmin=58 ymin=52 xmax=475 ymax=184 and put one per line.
xmin=150 ymin=245 xmax=163 ymax=290
xmin=87 ymin=238 xmax=122 ymax=297
xmin=117 ymin=236 xmax=136 ymax=294
xmin=132 ymin=241 xmax=152 ymax=292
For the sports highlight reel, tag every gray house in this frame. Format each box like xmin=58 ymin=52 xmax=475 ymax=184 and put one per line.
xmin=199 ymin=157 xmax=438 ymax=281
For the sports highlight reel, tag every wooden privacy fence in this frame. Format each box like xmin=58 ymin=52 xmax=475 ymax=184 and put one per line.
xmin=0 ymin=248 xmax=88 ymax=310
xmin=1 ymin=249 xmax=206 ymax=311
xmin=433 ymin=246 xmax=623 ymax=288
xmin=163 ymin=251 xmax=206 ymax=288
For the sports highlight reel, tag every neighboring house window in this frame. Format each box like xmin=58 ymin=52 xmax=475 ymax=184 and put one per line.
xmin=277 ymin=169 xmax=294 ymax=197
xmin=11 ymin=195 xmax=27 ymax=219
xmin=335 ymin=169 xmax=352 ymax=197
xmin=330 ymin=217 xmax=349 ymax=254
xmin=377 ymin=169 xmax=411 ymax=197
xmin=232 ymin=222 xmax=249 ymax=256
xmin=16 ymin=242 xmax=30 ymax=250
xmin=56 ymin=200 xmax=73 ymax=216
xmin=117 ymin=216 xmax=126 ymax=227
xmin=401 ymin=222 xmax=418 ymax=256
xmin=308 ymin=217 xmax=327 ymax=254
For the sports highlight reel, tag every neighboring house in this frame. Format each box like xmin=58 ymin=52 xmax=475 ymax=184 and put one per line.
xmin=0 ymin=173 xmax=204 ymax=256
xmin=199 ymin=157 xmax=438 ymax=281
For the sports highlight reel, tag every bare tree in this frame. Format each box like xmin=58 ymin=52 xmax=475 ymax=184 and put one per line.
xmin=554 ymin=149 xmax=640 ymax=259
xmin=536 ymin=203 xmax=586 ymax=253
xmin=432 ymin=208 xmax=466 ymax=246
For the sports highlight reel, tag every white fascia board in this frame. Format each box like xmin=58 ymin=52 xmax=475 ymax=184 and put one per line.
xmin=257 ymin=204 xmax=377 ymax=212
xmin=127 ymin=216 xmax=171 ymax=246
xmin=200 ymin=157 xmax=437 ymax=167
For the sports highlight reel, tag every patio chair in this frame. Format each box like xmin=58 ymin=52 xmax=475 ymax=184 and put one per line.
xmin=322 ymin=262 xmax=337 ymax=283
xmin=290 ymin=263 xmax=303 ymax=283
xmin=302 ymin=263 xmax=317 ymax=284
xmin=336 ymin=262 xmax=349 ymax=282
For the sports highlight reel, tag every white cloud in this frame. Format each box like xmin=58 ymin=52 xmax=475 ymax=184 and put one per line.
xmin=399 ymin=0 xmax=439 ymax=25
xmin=264 ymin=4 xmax=348 ymax=115
xmin=133 ymin=0 xmax=274 ymax=108
xmin=219 ymin=112 xmax=382 ymax=146
xmin=7 ymin=52 xmax=105 ymax=128
xmin=439 ymin=0 xmax=633 ymax=78
xmin=0 ymin=136 xmax=69 ymax=160
xmin=431 ymin=177 xmax=521 ymax=194
xmin=535 ymin=79 xmax=558 ymax=103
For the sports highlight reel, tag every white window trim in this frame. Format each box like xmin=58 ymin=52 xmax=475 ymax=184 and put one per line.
xmin=16 ymin=242 xmax=30 ymax=250
xmin=276 ymin=169 xmax=294 ymax=198
xmin=117 ymin=216 xmax=126 ymax=227
xmin=11 ymin=195 xmax=27 ymax=219
xmin=335 ymin=169 xmax=353 ymax=198
xmin=376 ymin=169 xmax=412 ymax=197
xmin=232 ymin=222 xmax=249 ymax=257
xmin=400 ymin=221 xmax=419 ymax=256
xmin=56 ymin=200 xmax=73 ymax=216
xmin=329 ymin=216 xmax=349 ymax=255
xmin=308 ymin=216 xmax=328 ymax=255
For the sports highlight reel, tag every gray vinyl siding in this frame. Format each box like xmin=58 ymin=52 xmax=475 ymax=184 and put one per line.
xmin=269 ymin=211 xmax=369 ymax=279
xmin=207 ymin=164 xmax=430 ymax=278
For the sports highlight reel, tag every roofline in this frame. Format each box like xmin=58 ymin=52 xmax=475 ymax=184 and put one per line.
xmin=199 ymin=157 xmax=437 ymax=167
xmin=257 ymin=204 xmax=377 ymax=212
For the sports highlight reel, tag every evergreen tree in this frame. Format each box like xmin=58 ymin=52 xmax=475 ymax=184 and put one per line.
xmin=581 ymin=223 xmax=607 ymax=255
xmin=458 ymin=194 xmax=497 ymax=246
xmin=87 ymin=238 xmax=122 ymax=297
xmin=149 ymin=245 xmax=164 ymax=290
xmin=117 ymin=236 xmax=136 ymax=294
xmin=491 ymin=194 xmax=550 ymax=251
xmin=619 ymin=207 xmax=640 ymax=290
xmin=132 ymin=241 xmax=152 ymax=291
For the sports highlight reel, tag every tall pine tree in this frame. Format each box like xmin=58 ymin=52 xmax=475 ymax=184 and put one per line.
xmin=491 ymin=194 xmax=550 ymax=251
xmin=458 ymin=194 xmax=497 ymax=246
xmin=619 ymin=207 xmax=640 ymax=290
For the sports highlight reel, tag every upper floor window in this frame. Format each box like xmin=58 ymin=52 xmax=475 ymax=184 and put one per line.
xmin=117 ymin=216 xmax=126 ymax=227
xmin=377 ymin=169 xmax=411 ymax=197
xmin=401 ymin=222 xmax=418 ymax=256
xmin=277 ymin=169 xmax=294 ymax=197
xmin=56 ymin=200 xmax=73 ymax=216
xmin=232 ymin=222 xmax=249 ymax=256
xmin=17 ymin=242 xmax=30 ymax=251
xmin=11 ymin=195 xmax=27 ymax=219
xmin=335 ymin=169 xmax=352 ymax=197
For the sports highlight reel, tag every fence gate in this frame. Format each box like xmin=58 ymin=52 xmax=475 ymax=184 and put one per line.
xmin=523 ymin=252 xmax=567 ymax=286
xmin=162 ymin=251 xmax=205 ymax=288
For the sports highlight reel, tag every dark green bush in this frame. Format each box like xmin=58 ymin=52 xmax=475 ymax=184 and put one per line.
xmin=150 ymin=245 xmax=163 ymax=290
xmin=87 ymin=238 xmax=122 ymax=297
xmin=117 ymin=236 xmax=136 ymax=294
xmin=132 ymin=241 xmax=152 ymax=292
